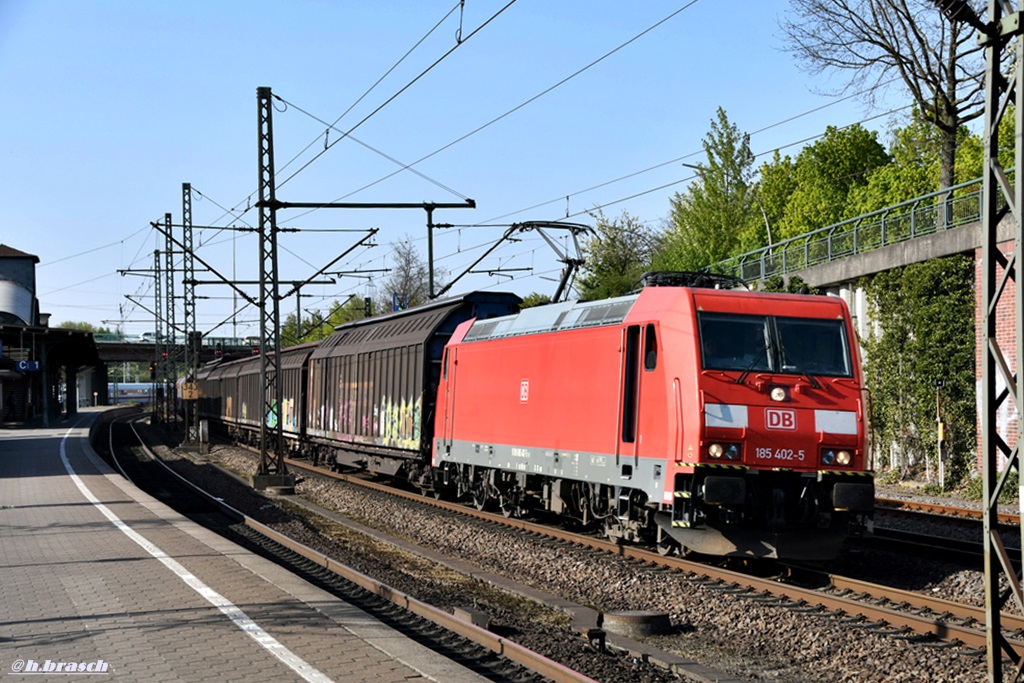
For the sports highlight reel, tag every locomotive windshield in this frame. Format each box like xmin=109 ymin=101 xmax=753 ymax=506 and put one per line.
xmin=699 ymin=312 xmax=852 ymax=377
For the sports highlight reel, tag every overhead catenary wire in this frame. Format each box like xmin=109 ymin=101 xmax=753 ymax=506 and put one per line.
xmin=332 ymin=0 xmax=703 ymax=205
xmin=183 ymin=3 xmax=512 ymax=246
xmin=186 ymin=1 xmax=898 ymax=302
xmin=476 ymin=78 xmax=906 ymax=225
xmin=274 ymin=1 xmax=465 ymax=180
xmin=273 ymin=97 xmax=471 ymax=201
xmin=273 ymin=0 xmax=521 ymax=193
xmin=46 ymin=4 xmax=936 ymax=330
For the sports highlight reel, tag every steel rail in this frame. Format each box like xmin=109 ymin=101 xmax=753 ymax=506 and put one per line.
xmin=282 ymin=457 xmax=1024 ymax=651
xmin=114 ymin=417 xmax=599 ymax=683
xmin=877 ymin=496 xmax=1020 ymax=525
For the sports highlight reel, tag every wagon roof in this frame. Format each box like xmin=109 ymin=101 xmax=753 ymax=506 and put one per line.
xmin=312 ymin=291 xmax=521 ymax=357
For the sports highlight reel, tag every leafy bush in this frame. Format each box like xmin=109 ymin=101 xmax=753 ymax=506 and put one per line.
xmin=960 ymin=470 xmax=1018 ymax=503
xmin=875 ymin=468 xmax=903 ymax=486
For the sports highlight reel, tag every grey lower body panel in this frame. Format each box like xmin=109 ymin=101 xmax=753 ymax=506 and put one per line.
xmin=436 ymin=438 xmax=667 ymax=500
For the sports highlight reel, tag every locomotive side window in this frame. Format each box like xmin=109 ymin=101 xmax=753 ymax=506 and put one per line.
xmin=699 ymin=313 xmax=772 ymax=372
xmin=643 ymin=323 xmax=658 ymax=371
xmin=775 ymin=317 xmax=852 ymax=377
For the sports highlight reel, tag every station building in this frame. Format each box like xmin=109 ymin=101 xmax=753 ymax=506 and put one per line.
xmin=0 ymin=244 xmax=101 ymax=426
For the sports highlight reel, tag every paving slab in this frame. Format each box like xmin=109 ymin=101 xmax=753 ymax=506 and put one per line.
xmin=0 ymin=409 xmax=488 ymax=683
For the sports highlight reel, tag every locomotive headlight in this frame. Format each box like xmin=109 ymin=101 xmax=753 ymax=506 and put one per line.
xmin=708 ymin=443 xmax=740 ymax=460
xmin=770 ymin=386 xmax=788 ymax=402
xmin=836 ymin=450 xmax=852 ymax=466
xmin=821 ymin=449 xmax=836 ymax=466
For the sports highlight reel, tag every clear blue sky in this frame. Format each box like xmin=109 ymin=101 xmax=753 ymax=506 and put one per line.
xmin=0 ymin=1 xmax=905 ymax=338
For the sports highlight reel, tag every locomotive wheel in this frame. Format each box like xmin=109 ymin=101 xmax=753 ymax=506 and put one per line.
xmin=655 ymin=528 xmax=680 ymax=556
xmin=499 ymin=498 xmax=522 ymax=518
xmin=472 ymin=487 xmax=489 ymax=511
xmin=603 ymin=518 xmax=624 ymax=544
xmin=656 ymin=537 xmax=680 ymax=556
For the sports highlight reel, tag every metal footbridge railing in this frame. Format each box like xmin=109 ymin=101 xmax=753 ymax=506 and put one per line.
xmin=711 ymin=177 xmax=994 ymax=283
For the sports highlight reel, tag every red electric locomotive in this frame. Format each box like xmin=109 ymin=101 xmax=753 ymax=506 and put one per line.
xmin=433 ymin=274 xmax=874 ymax=559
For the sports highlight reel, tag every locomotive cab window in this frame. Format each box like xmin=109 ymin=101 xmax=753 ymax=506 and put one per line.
xmin=699 ymin=313 xmax=772 ymax=372
xmin=698 ymin=312 xmax=852 ymax=378
xmin=776 ymin=317 xmax=852 ymax=377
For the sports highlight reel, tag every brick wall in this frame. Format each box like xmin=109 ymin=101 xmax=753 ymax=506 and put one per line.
xmin=975 ymin=242 xmax=1020 ymax=473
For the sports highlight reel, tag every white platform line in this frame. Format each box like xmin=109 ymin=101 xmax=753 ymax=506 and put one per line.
xmin=59 ymin=426 xmax=333 ymax=683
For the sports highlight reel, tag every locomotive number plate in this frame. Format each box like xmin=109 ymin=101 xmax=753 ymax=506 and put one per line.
xmin=754 ymin=447 xmax=806 ymax=462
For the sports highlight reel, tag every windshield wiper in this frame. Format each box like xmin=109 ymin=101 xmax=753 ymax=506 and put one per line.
xmin=736 ymin=345 xmax=770 ymax=385
xmin=779 ymin=341 xmax=821 ymax=389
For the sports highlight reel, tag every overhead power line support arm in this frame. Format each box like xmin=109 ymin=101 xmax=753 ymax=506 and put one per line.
xmin=435 ymin=221 xmax=593 ymax=301
xmin=265 ymin=200 xmax=475 ymax=301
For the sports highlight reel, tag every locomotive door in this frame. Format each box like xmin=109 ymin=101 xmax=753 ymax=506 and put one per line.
xmin=440 ymin=347 xmax=457 ymax=455
xmin=617 ymin=323 xmax=656 ymax=469
xmin=617 ymin=324 xmax=643 ymax=467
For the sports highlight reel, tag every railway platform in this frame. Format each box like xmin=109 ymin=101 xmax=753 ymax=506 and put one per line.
xmin=0 ymin=408 xmax=490 ymax=683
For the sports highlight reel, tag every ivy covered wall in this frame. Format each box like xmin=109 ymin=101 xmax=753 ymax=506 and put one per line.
xmin=861 ymin=254 xmax=976 ymax=486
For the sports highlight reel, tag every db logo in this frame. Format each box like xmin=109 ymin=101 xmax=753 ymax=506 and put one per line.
xmin=765 ymin=408 xmax=797 ymax=430
xmin=520 ymin=379 xmax=529 ymax=403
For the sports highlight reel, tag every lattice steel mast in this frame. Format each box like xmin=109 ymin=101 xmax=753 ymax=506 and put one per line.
xmin=182 ymin=183 xmax=200 ymax=444
xmin=937 ymin=0 xmax=1024 ymax=678
xmin=163 ymin=213 xmax=177 ymax=427
xmin=152 ymin=248 xmax=163 ymax=424
xmin=254 ymin=86 xmax=291 ymax=492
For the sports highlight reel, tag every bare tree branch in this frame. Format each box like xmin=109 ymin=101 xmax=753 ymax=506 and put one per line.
xmin=780 ymin=0 xmax=987 ymax=188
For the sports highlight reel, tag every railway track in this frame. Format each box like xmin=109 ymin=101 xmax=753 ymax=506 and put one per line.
xmin=876 ymin=495 xmax=1020 ymax=525
xmin=99 ymin=414 xmax=601 ymax=683
xmin=872 ymin=497 xmax=1021 ymax=569
xmin=273 ymin=455 xmax=1024 ymax=653
xmin=112 ymin=419 xmax=1018 ymax=679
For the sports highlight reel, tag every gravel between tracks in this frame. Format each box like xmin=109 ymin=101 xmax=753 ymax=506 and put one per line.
xmin=146 ymin=430 xmax=995 ymax=683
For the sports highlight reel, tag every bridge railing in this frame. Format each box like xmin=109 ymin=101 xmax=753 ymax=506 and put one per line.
xmin=714 ymin=177 xmax=991 ymax=283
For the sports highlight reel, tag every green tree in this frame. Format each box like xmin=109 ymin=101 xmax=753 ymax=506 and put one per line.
xmin=659 ymin=108 xmax=756 ymax=271
xmin=862 ymin=254 xmax=975 ymax=486
xmin=741 ymin=152 xmax=797 ymax=253
xmin=520 ymin=292 xmax=551 ymax=308
xmin=775 ymin=124 xmax=890 ymax=238
xmin=278 ymin=295 xmax=369 ymax=346
xmin=57 ymin=321 xmax=113 ymax=334
xmin=577 ymin=210 xmax=658 ymax=300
